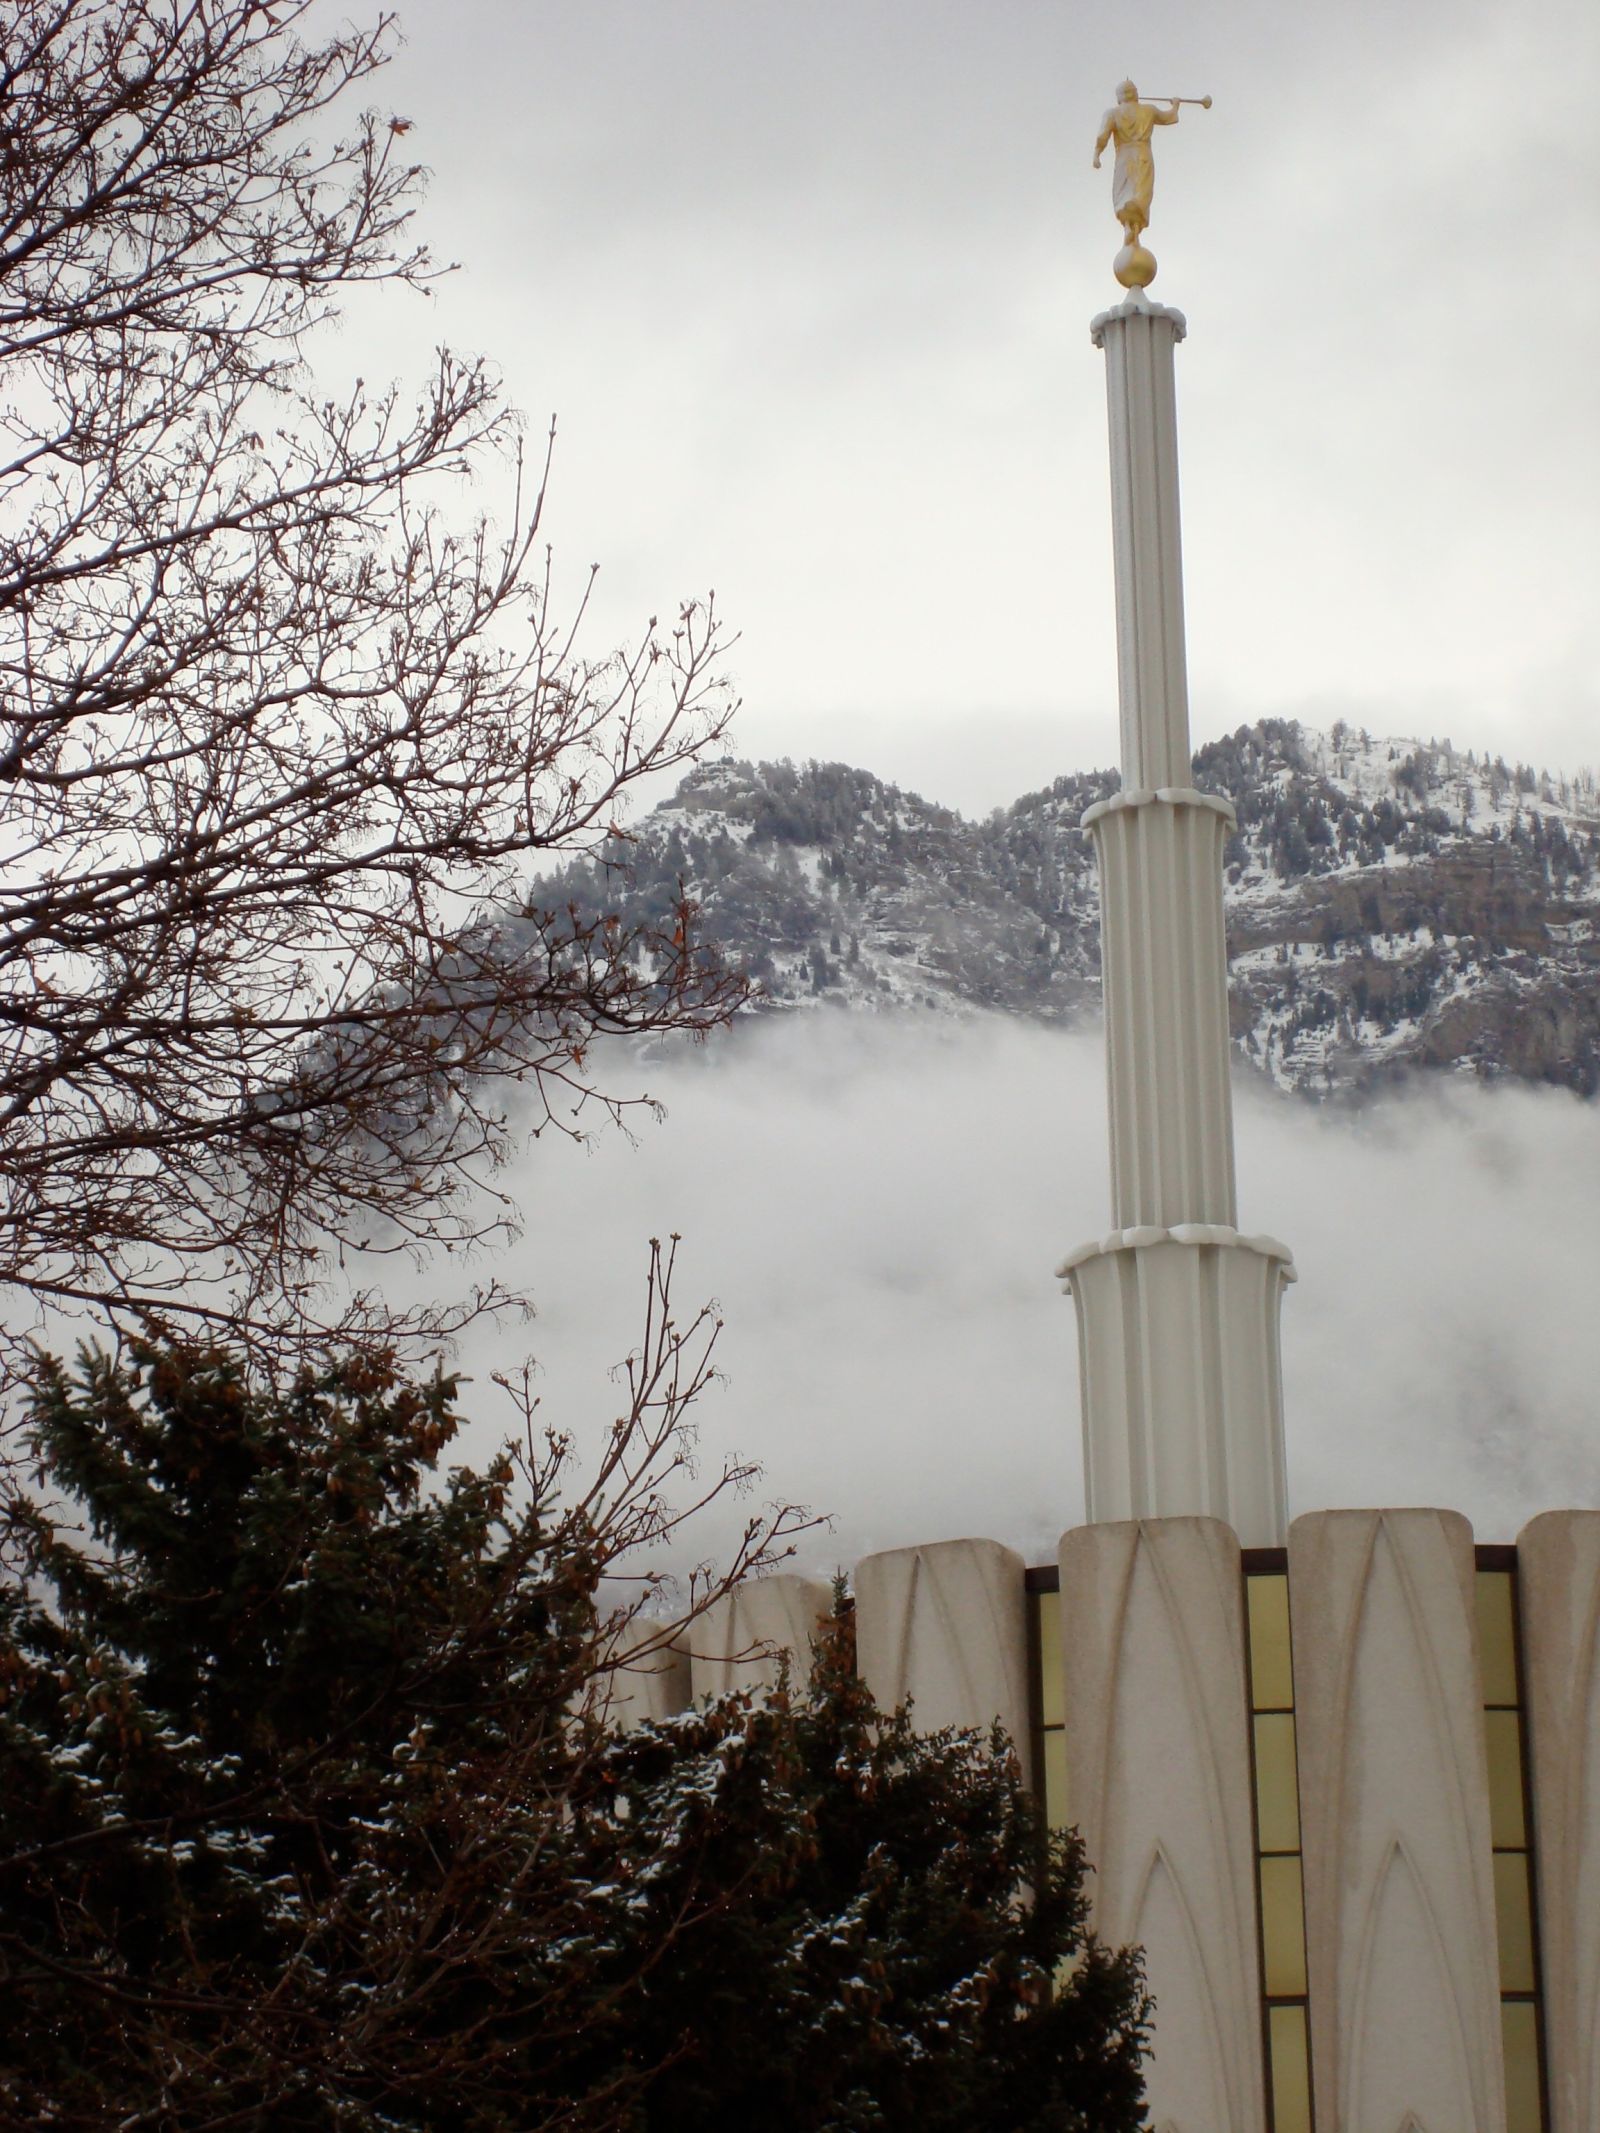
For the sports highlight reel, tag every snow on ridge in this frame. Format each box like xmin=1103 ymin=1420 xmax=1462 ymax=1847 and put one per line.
xmin=536 ymin=718 xmax=1600 ymax=1099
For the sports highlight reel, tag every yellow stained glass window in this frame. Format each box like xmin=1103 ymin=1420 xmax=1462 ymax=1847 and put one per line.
xmin=1253 ymin=1712 xmax=1301 ymax=1853
xmin=1476 ymin=1569 xmax=1519 ymax=1706
xmin=1267 ymin=2003 xmax=1313 ymax=2133
xmin=1258 ymin=1853 xmax=1308 ymax=1997
xmin=1035 ymin=1590 xmax=1064 ymax=1730
xmin=1247 ymin=1574 xmax=1294 ymax=1711
xmin=1041 ymin=1727 xmax=1070 ymax=1832
xmin=1501 ymin=2001 xmax=1542 ymax=2133
xmin=1493 ymin=1851 xmax=1536 ymax=1995
xmin=1485 ymin=1707 xmax=1528 ymax=1850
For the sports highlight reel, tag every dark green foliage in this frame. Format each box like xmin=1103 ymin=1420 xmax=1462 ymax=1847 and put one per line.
xmin=0 ymin=1345 xmax=1149 ymax=2132
xmin=0 ymin=1344 xmax=609 ymax=2127
xmin=594 ymin=1613 xmax=1151 ymax=2132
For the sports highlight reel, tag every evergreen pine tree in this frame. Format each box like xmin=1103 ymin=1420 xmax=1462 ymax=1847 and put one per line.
xmin=0 ymin=1343 xmax=1149 ymax=2132
xmin=599 ymin=1601 xmax=1151 ymax=2131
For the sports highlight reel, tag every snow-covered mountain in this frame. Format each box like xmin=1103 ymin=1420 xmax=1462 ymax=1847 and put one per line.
xmin=538 ymin=720 xmax=1600 ymax=1100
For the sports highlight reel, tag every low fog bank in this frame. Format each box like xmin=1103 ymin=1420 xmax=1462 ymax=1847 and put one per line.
xmin=400 ymin=1011 xmax=1599 ymax=1584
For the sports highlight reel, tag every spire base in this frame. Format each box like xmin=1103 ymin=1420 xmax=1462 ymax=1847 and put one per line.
xmin=1061 ymin=1230 xmax=1293 ymax=1548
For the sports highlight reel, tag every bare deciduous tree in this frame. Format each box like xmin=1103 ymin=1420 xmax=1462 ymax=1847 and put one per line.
xmin=0 ymin=0 xmax=742 ymax=1371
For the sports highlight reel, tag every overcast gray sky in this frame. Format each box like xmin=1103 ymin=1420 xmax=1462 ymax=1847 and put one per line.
xmin=347 ymin=0 xmax=1599 ymax=815
xmin=316 ymin=2 xmax=1600 ymax=1565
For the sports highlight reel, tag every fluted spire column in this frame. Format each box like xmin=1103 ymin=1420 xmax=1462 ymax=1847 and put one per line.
xmin=1059 ymin=287 xmax=1292 ymax=1548
xmin=1100 ymin=292 xmax=1192 ymax=790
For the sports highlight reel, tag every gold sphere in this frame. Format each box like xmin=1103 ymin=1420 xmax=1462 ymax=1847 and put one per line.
xmin=1114 ymin=242 xmax=1157 ymax=289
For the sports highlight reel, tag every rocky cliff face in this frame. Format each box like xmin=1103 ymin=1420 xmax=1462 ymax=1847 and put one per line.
xmin=535 ymin=720 xmax=1600 ymax=1100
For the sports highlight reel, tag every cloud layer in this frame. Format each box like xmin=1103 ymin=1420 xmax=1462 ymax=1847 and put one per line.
xmin=412 ymin=1012 xmax=1600 ymax=1582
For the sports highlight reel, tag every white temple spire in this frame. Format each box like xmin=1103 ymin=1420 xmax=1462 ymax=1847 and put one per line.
xmin=1059 ymin=284 xmax=1293 ymax=1547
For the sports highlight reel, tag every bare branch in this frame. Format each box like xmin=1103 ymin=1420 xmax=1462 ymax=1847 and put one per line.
xmin=0 ymin=1 xmax=750 ymax=1375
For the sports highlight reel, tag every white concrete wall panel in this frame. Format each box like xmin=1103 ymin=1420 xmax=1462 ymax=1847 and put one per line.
xmin=1516 ymin=1510 xmax=1600 ymax=2133
xmin=853 ymin=1537 xmax=1031 ymax=1780
xmin=1058 ymin=1516 xmax=1266 ymax=2133
xmin=600 ymin=1615 xmax=691 ymax=1730
xmin=1062 ymin=1230 xmax=1292 ymax=1548
xmin=686 ymin=1573 xmax=832 ymax=1701
xmin=1289 ymin=1509 xmax=1505 ymax=2133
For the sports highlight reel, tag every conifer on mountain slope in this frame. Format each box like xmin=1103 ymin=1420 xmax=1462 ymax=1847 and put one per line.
xmin=546 ymin=721 xmax=1600 ymax=1096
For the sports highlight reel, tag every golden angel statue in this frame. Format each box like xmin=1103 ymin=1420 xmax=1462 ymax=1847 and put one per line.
xmin=1093 ymin=79 xmax=1209 ymax=289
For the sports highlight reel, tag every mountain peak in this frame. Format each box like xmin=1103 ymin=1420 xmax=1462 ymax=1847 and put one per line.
xmin=540 ymin=722 xmax=1600 ymax=1098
